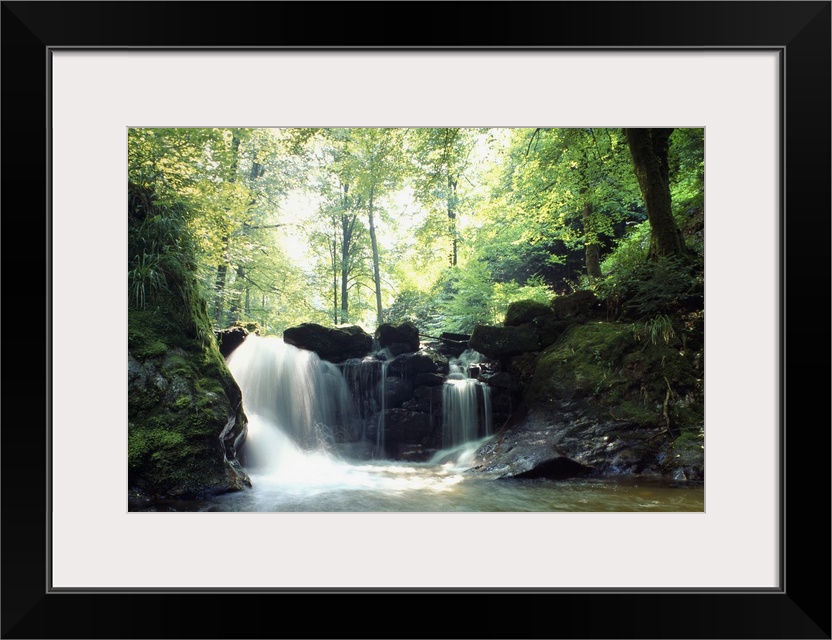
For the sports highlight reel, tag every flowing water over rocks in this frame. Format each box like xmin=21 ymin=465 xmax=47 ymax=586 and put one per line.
xmin=146 ymin=333 xmax=704 ymax=513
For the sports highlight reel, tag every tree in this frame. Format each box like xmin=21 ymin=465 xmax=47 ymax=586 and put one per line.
xmin=479 ymin=128 xmax=639 ymax=287
xmin=624 ymin=128 xmax=689 ymax=260
xmin=128 ymin=127 xmax=306 ymax=332
xmin=348 ymin=128 xmax=406 ymax=326
xmin=407 ymin=128 xmax=480 ymax=267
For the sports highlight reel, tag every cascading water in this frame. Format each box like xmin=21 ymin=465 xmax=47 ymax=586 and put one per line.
xmin=442 ymin=349 xmax=492 ymax=449
xmin=339 ymin=356 xmax=384 ymax=440
xmin=141 ymin=337 xmax=704 ymax=512
xmin=219 ymin=335 xmax=504 ymax=510
xmin=376 ymin=359 xmax=389 ymax=457
xmin=226 ymin=334 xmax=358 ymax=473
xmin=338 ymin=350 xmax=391 ymax=459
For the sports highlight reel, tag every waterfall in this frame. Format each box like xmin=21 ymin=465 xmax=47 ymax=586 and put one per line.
xmin=226 ymin=335 xmax=358 ymax=472
xmin=225 ymin=335 xmax=492 ymax=478
xmin=442 ymin=349 xmax=493 ymax=449
xmin=376 ymin=359 xmax=388 ymax=457
xmin=340 ymin=356 xmax=384 ymax=437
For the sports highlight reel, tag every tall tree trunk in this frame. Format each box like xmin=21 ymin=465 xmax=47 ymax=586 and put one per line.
xmin=367 ymin=185 xmax=383 ymax=327
xmin=578 ymin=169 xmax=602 ymax=279
xmin=583 ymin=201 xmax=602 ymax=278
xmin=213 ymin=133 xmax=241 ymax=325
xmin=624 ymin=128 xmax=688 ymax=260
xmin=447 ymin=174 xmax=458 ymax=266
xmin=213 ymin=237 xmax=229 ymax=326
xmin=340 ymin=182 xmax=353 ymax=324
xmin=340 ymin=221 xmax=350 ymax=324
xmin=228 ymin=264 xmax=245 ymax=323
xmin=330 ymin=235 xmax=339 ymax=324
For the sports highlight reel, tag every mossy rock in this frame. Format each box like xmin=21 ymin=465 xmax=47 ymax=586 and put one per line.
xmin=128 ymin=185 xmax=249 ymax=501
xmin=524 ymin=321 xmax=701 ymax=431
xmin=128 ymin=323 xmax=251 ymax=499
xmin=504 ymin=300 xmax=553 ymax=327
xmin=469 ymin=324 xmax=540 ymax=359
xmin=550 ymin=290 xmax=603 ymax=320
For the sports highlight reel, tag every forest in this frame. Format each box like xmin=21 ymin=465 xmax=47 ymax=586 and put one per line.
xmin=128 ymin=127 xmax=704 ymax=338
xmin=127 ymin=126 xmax=705 ymax=510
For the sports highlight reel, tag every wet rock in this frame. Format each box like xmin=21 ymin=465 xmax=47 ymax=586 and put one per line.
xmin=401 ymin=385 xmax=444 ymax=416
xmin=379 ymin=375 xmax=412 ymax=410
xmin=387 ymin=349 xmax=449 ymax=377
xmin=382 ymin=409 xmax=440 ymax=453
xmin=469 ymin=321 xmax=703 ymax=482
xmin=414 ymin=372 xmax=445 ymax=387
xmin=215 ymin=326 xmax=249 ymax=358
xmin=437 ymin=332 xmax=470 ymax=358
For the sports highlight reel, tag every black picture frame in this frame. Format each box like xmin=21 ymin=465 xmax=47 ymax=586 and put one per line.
xmin=3 ymin=2 xmax=829 ymax=638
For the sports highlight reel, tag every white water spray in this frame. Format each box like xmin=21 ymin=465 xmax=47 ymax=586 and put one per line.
xmin=226 ymin=335 xmax=358 ymax=472
xmin=442 ymin=349 xmax=493 ymax=449
xmin=223 ymin=335 xmax=494 ymax=507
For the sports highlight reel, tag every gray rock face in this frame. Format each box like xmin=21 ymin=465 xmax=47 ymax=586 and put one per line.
xmin=470 ymin=404 xmax=669 ymax=480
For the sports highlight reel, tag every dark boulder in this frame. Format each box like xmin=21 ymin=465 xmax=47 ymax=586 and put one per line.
xmin=468 ymin=325 xmax=540 ymax=359
xmin=380 ymin=375 xmax=412 ymax=410
xmin=551 ymin=290 xmax=604 ymax=320
xmin=413 ymin=372 xmax=446 ymax=387
xmin=382 ymin=409 xmax=440 ymax=457
xmin=401 ymin=384 xmax=444 ymax=416
xmin=387 ymin=349 xmax=449 ymax=377
xmin=215 ymin=326 xmax=249 ymax=358
xmin=376 ymin=322 xmax=420 ymax=355
xmin=438 ymin=332 xmax=470 ymax=358
xmin=504 ymin=300 xmax=552 ymax=326
xmin=283 ymin=323 xmax=373 ymax=363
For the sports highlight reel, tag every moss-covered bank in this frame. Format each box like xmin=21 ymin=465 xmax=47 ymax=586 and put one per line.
xmin=128 ymin=184 xmax=249 ymax=501
xmin=472 ymin=298 xmax=704 ymax=481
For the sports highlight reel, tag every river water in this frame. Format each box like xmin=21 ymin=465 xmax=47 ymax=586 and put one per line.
xmin=143 ymin=456 xmax=704 ymax=512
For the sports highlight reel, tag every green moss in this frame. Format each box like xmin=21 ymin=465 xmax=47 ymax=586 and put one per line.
xmin=524 ymin=321 xmax=702 ymax=430
xmin=673 ymin=428 xmax=705 ymax=446
xmin=128 ymin=427 xmax=185 ymax=466
xmin=128 ymin=184 xmax=249 ymax=500
xmin=504 ymin=300 xmax=552 ymax=326
xmin=173 ymin=395 xmax=192 ymax=410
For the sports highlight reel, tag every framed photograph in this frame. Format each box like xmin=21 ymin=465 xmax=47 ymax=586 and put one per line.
xmin=4 ymin=1 xmax=829 ymax=638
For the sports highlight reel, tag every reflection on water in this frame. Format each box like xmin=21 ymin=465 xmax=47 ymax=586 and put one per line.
xmin=139 ymin=460 xmax=704 ymax=513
